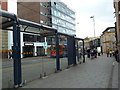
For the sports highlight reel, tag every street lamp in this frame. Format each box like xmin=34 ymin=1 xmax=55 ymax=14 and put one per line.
xmin=90 ymin=16 xmax=96 ymax=38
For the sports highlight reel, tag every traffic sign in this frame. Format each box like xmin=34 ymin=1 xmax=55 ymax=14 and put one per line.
xmin=43 ymin=42 xmax=47 ymax=48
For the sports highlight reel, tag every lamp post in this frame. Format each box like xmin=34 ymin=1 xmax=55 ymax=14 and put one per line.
xmin=90 ymin=16 xmax=96 ymax=48
xmin=90 ymin=16 xmax=96 ymax=38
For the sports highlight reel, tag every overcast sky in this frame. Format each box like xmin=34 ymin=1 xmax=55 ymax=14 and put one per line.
xmin=9 ymin=0 xmax=115 ymax=38
xmin=61 ymin=0 xmax=115 ymax=38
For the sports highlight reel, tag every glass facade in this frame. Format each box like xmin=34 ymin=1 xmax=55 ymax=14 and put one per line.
xmin=51 ymin=2 xmax=76 ymax=35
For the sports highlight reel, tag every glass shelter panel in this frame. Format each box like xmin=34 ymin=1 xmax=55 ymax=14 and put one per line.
xmin=43 ymin=35 xmax=56 ymax=75
xmin=1 ymin=17 xmax=14 ymax=88
xmin=76 ymin=40 xmax=84 ymax=64
xmin=0 ymin=11 xmax=57 ymax=88
xmin=21 ymin=26 xmax=56 ymax=84
xmin=59 ymin=35 xmax=68 ymax=70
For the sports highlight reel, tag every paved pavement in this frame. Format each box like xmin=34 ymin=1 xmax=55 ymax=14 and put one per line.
xmin=2 ymin=56 xmax=68 ymax=88
xmin=21 ymin=54 xmax=119 ymax=88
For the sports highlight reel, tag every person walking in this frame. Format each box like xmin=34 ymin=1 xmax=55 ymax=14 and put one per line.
xmin=114 ymin=50 xmax=119 ymax=63
xmin=95 ymin=49 xmax=97 ymax=58
xmin=109 ymin=50 xmax=112 ymax=57
xmin=97 ymin=50 xmax=101 ymax=56
xmin=87 ymin=49 xmax=91 ymax=58
xmin=93 ymin=48 xmax=97 ymax=58
xmin=90 ymin=49 xmax=94 ymax=59
xmin=8 ymin=50 xmax=12 ymax=59
xmin=106 ymin=49 xmax=109 ymax=57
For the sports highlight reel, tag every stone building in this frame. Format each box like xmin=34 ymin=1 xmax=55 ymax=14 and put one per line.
xmin=101 ymin=27 xmax=116 ymax=53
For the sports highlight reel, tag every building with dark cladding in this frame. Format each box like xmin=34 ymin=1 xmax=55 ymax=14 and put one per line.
xmin=114 ymin=0 xmax=120 ymax=61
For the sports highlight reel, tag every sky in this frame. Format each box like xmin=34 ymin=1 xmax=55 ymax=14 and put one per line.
xmin=8 ymin=0 xmax=115 ymax=39
xmin=61 ymin=0 xmax=115 ymax=38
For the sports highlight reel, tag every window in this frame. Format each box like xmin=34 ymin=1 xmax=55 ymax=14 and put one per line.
xmin=54 ymin=10 xmax=56 ymax=16
xmin=23 ymin=34 xmax=36 ymax=42
xmin=40 ymin=20 xmax=44 ymax=23
xmin=40 ymin=2 xmax=47 ymax=8
xmin=40 ymin=11 xmax=47 ymax=16
xmin=54 ymin=2 xmax=56 ymax=5
xmin=40 ymin=20 xmax=47 ymax=24
xmin=37 ymin=36 xmax=44 ymax=42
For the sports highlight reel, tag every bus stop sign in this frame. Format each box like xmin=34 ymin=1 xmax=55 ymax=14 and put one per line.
xmin=43 ymin=42 xmax=47 ymax=48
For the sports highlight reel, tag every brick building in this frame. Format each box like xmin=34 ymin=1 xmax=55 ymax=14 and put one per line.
xmin=17 ymin=2 xmax=52 ymax=26
xmin=0 ymin=1 xmax=8 ymax=58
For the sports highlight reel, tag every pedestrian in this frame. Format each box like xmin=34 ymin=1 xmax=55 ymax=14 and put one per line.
xmin=112 ymin=51 xmax=115 ymax=56
xmin=97 ymin=49 xmax=101 ymax=56
xmin=106 ymin=49 xmax=109 ymax=57
xmin=98 ymin=51 xmax=101 ymax=56
xmin=8 ymin=50 xmax=12 ymax=59
xmin=87 ymin=48 xmax=91 ymax=58
xmin=109 ymin=50 xmax=112 ymax=57
xmin=90 ymin=49 xmax=94 ymax=59
xmin=114 ymin=50 xmax=119 ymax=63
xmin=95 ymin=49 xmax=97 ymax=58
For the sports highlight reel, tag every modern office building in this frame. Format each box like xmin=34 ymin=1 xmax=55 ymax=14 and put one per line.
xmin=50 ymin=2 xmax=76 ymax=35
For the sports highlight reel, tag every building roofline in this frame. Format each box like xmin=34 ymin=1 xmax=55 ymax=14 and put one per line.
xmin=102 ymin=27 xmax=115 ymax=34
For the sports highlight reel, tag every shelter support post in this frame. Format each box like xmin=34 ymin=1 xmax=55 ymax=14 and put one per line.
xmin=55 ymin=33 xmax=60 ymax=71
xmin=82 ymin=40 xmax=85 ymax=63
xmin=13 ymin=20 xmax=22 ymax=87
